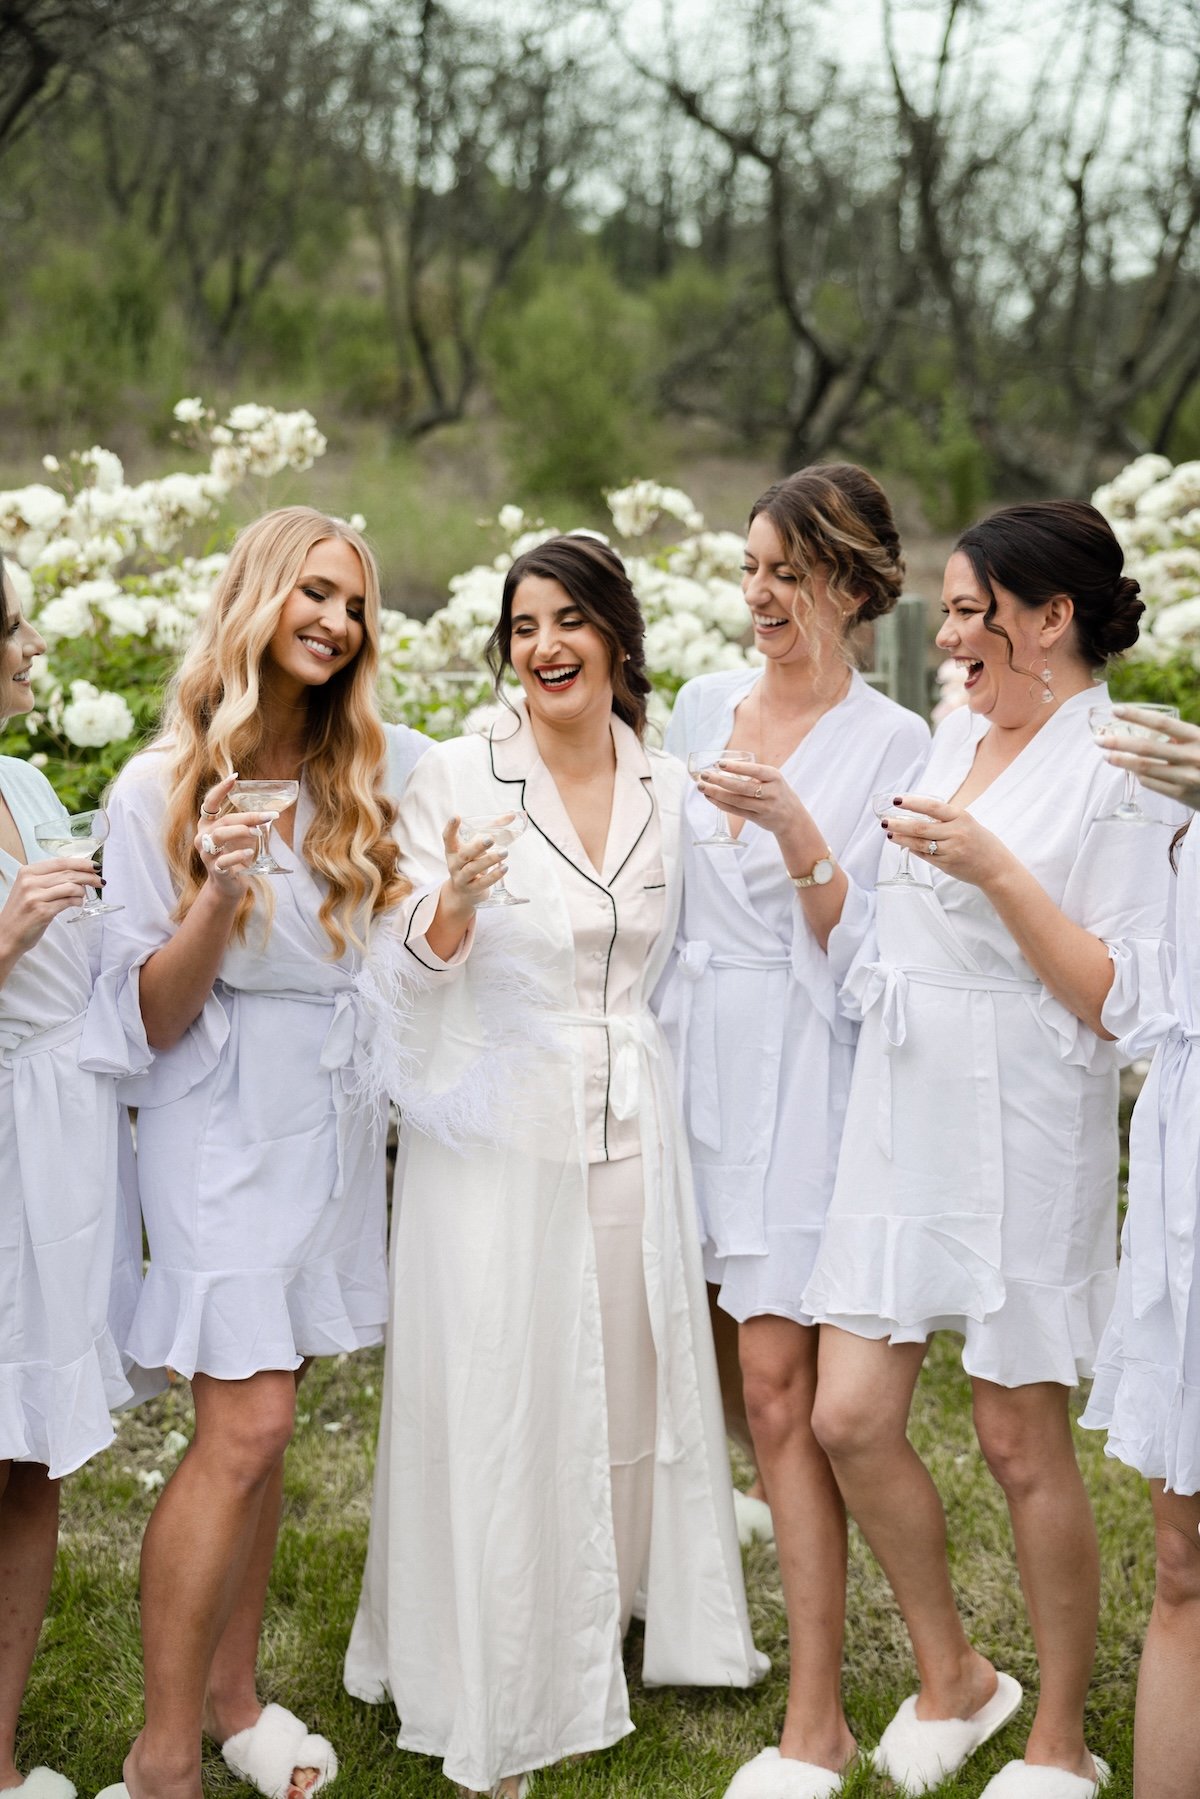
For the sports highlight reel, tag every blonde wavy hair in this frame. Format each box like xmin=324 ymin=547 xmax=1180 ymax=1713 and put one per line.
xmin=157 ymin=506 xmax=407 ymax=955
xmin=749 ymin=462 xmax=906 ymax=665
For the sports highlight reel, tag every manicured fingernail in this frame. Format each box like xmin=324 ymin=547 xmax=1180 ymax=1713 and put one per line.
xmin=886 ymin=831 xmax=894 ymax=839
xmin=893 ymin=796 xmax=904 ymax=805
xmin=879 ymin=819 xmax=888 ymax=828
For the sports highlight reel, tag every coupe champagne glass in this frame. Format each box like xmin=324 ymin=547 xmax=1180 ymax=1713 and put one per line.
xmin=1088 ymin=703 xmax=1179 ymax=824
xmin=33 ymin=807 xmax=123 ymax=920
xmin=687 ymin=749 xmax=755 ymax=849
xmin=224 ymin=778 xmax=300 ymax=874
xmin=871 ymin=789 xmax=919 ymax=886
xmin=460 ymin=811 xmax=529 ymax=907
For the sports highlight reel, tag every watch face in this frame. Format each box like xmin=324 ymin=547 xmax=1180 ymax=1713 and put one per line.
xmin=813 ymin=857 xmax=834 ymax=885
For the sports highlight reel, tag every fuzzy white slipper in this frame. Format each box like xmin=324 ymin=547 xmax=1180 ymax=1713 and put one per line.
xmin=979 ymin=1756 xmax=1111 ymax=1797
xmin=734 ymin=1491 xmax=776 ymax=1547
xmin=19 ymin=1775 xmax=76 ymax=1799
xmin=870 ymin=1671 xmax=1023 ymax=1794
xmin=724 ymin=1747 xmax=842 ymax=1797
xmin=222 ymin=1703 xmax=338 ymax=1799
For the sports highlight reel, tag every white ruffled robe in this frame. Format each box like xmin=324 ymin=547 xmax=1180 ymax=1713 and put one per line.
xmin=1083 ymin=822 xmax=1200 ymax=1489
xmin=802 ymin=685 xmax=1179 ymax=1387
xmin=655 ymin=667 xmax=930 ymax=1322
xmin=97 ymin=739 xmax=421 ymax=1380
xmin=0 ymin=755 xmax=151 ymax=1476
xmin=344 ymin=709 xmax=767 ymax=1792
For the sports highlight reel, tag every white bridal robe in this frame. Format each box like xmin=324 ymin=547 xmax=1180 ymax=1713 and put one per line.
xmin=345 ymin=702 xmax=767 ymax=1793
xmin=1083 ymin=824 xmax=1200 ymax=1489
xmin=0 ymin=755 xmax=149 ymax=1477
xmin=97 ymin=725 xmax=427 ymax=1380
xmin=802 ymin=685 xmax=1178 ymax=1387
xmin=656 ymin=668 xmax=929 ymax=1321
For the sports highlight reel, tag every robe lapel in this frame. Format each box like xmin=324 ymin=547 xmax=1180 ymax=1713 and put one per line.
xmin=601 ymin=718 xmax=655 ymax=886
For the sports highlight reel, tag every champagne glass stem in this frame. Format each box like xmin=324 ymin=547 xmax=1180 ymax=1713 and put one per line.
xmin=79 ymin=858 xmax=102 ymax=915
xmin=1123 ymin=770 xmax=1138 ymax=814
xmin=257 ymin=823 xmax=270 ymax=864
xmin=897 ymin=847 xmax=914 ymax=881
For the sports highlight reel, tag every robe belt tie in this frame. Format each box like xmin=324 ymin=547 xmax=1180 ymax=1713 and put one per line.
xmin=216 ymin=980 xmax=376 ymax=1198
xmin=0 ymin=1009 xmax=86 ymax=1065
xmin=856 ymin=962 xmax=1041 ymax=1156
xmin=674 ymin=941 xmax=791 ymax=1151
xmin=554 ymin=1008 xmax=658 ymax=1122
xmin=1129 ymin=1026 xmax=1200 ymax=1329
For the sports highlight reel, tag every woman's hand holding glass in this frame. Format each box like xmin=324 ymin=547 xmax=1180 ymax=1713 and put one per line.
xmin=881 ymin=794 xmax=1017 ymax=890
xmin=696 ymin=756 xmax=803 ymax=838
xmin=0 ymin=856 xmax=101 ymax=960
xmin=1097 ymin=705 xmax=1200 ymax=814
xmin=193 ymin=776 xmax=272 ymax=898
xmin=441 ymin=815 xmax=512 ymax=917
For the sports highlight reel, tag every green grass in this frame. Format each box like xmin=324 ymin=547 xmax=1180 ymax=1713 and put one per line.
xmin=23 ymin=1335 xmax=1149 ymax=1798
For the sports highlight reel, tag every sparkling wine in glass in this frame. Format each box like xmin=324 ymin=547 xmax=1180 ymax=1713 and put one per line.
xmin=871 ymin=789 xmax=919 ymax=886
xmin=687 ymin=749 xmax=755 ymax=849
xmin=459 ymin=811 xmax=529 ymax=907
xmin=1088 ymin=704 xmax=1179 ymax=824
xmin=225 ymin=779 xmax=300 ymax=874
xmin=33 ymin=807 xmax=124 ymax=920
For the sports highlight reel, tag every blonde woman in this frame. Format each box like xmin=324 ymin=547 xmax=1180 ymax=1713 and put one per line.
xmin=96 ymin=509 xmax=422 ymax=1799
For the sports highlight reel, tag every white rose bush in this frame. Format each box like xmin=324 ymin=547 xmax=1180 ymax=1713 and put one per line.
xmin=0 ymin=413 xmax=760 ymax=808
xmin=1091 ymin=454 xmax=1200 ymax=720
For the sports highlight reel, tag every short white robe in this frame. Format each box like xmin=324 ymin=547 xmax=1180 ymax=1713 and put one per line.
xmin=803 ymin=685 xmax=1179 ymax=1388
xmin=0 ymin=755 xmax=149 ymax=1476
xmin=1083 ymin=823 xmax=1200 ymax=1489
xmin=656 ymin=668 xmax=929 ymax=1322
xmin=345 ymin=705 xmax=767 ymax=1792
xmin=97 ymin=725 xmax=426 ymax=1380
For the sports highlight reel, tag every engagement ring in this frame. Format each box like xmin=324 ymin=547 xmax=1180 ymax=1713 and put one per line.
xmin=201 ymin=832 xmax=217 ymax=858
xmin=927 ymin=840 xmax=939 ymax=856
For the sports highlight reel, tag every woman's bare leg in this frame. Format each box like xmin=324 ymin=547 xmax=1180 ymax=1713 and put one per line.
xmin=123 ymin=1368 xmax=307 ymax=1799
xmin=740 ymin=1317 xmax=854 ymax=1771
xmin=971 ymin=1379 xmax=1098 ymax=1780
xmin=1133 ymin=1484 xmax=1200 ymax=1799
xmin=203 ymin=1363 xmax=313 ymax=1741
xmin=812 ymin=1327 xmax=996 ymax=1719
xmin=0 ymin=1462 xmax=60 ymax=1790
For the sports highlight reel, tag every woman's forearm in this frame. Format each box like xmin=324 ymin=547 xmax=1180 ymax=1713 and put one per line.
xmin=983 ymin=861 xmax=1116 ymax=1038
xmin=419 ymin=880 xmax=475 ymax=964
xmin=137 ymin=880 xmax=243 ymax=1050
xmin=775 ymin=816 xmax=849 ymax=953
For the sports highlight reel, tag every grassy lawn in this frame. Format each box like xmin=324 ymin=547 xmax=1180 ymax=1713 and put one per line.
xmin=24 ymin=1333 xmax=1148 ymax=1799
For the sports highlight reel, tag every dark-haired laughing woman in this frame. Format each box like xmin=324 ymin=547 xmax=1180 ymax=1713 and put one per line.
xmin=345 ymin=534 xmax=765 ymax=1797
xmin=802 ymin=504 xmax=1179 ymax=1798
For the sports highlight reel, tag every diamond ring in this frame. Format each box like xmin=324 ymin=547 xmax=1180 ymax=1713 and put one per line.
xmin=201 ymin=832 xmax=217 ymax=858
xmin=927 ymin=839 xmax=939 ymax=856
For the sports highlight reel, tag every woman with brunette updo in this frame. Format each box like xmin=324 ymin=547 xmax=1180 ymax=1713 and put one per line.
xmin=803 ymin=503 xmax=1178 ymax=1798
xmin=655 ymin=464 xmax=928 ymax=1798
xmin=346 ymin=535 xmax=765 ymax=1797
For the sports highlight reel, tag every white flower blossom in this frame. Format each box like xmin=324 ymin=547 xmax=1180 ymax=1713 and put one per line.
xmin=61 ymin=681 xmax=135 ymax=748
xmin=497 ymin=504 xmax=525 ymax=536
xmin=173 ymin=397 xmax=207 ymax=425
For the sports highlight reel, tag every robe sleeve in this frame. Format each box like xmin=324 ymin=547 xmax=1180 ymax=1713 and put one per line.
xmin=87 ymin=753 xmax=231 ymax=1106
xmin=386 ymin=746 xmax=475 ymax=974
xmin=383 ymin=720 xmax=433 ymax=799
xmin=826 ymin=707 xmax=931 ymax=993
xmin=1038 ymin=764 xmax=1181 ymax=1068
xmin=663 ymin=682 xmax=694 ymax=760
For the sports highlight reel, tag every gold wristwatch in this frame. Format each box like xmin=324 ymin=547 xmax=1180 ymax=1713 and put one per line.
xmin=789 ymin=847 xmax=836 ymax=889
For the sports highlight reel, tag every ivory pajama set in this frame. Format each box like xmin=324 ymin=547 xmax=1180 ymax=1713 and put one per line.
xmin=345 ymin=700 xmax=766 ymax=1794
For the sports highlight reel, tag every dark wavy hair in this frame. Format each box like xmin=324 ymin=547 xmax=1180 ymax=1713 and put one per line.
xmin=487 ymin=534 xmax=652 ymax=738
xmin=955 ymin=501 xmax=1143 ymax=671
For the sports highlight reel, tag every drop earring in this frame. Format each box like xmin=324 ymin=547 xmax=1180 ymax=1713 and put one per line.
xmin=1040 ymin=659 xmax=1054 ymax=705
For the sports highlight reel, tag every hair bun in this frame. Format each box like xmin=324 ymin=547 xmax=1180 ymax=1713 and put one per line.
xmin=1091 ymin=574 xmax=1144 ymax=657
